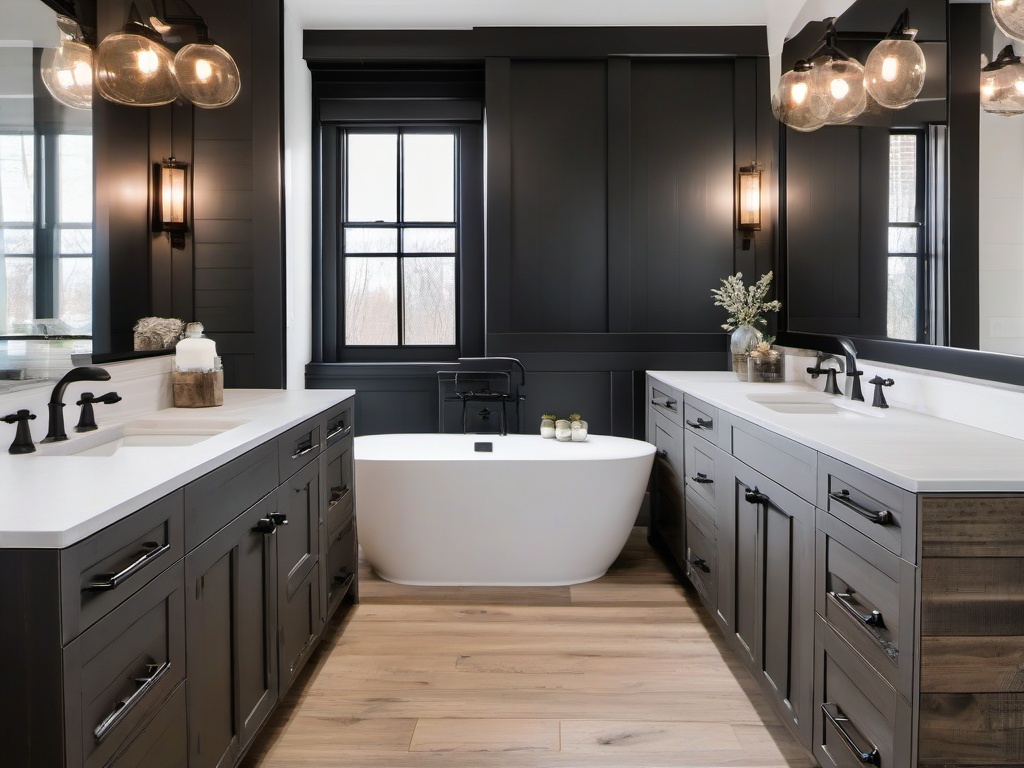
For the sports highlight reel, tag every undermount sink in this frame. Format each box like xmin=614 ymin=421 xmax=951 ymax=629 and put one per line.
xmin=746 ymin=392 xmax=882 ymax=418
xmin=36 ymin=418 xmax=250 ymax=457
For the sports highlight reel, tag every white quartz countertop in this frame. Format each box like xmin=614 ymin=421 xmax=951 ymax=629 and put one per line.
xmin=0 ymin=389 xmax=354 ymax=549
xmin=648 ymin=371 xmax=1024 ymax=494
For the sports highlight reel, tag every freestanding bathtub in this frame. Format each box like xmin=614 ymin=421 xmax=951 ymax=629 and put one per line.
xmin=355 ymin=433 xmax=655 ymax=586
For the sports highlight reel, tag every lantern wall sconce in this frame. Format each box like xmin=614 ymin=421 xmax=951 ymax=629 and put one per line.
xmin=738 ymin=163 xmax=764 ymax=240
xmin=153 ymin=158 xmax=190 ymax=249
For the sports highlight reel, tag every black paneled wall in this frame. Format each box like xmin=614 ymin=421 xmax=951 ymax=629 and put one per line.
xmin=305 ymin=30 xmax=775 ymax=436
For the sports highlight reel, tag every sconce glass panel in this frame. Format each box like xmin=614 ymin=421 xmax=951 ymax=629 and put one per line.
xmin=738 ymin=166 xmax=762 ymax=231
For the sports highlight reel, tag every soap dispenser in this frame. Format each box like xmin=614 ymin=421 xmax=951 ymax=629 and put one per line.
xmin=175 ymin=322 xmax=217 ymax=372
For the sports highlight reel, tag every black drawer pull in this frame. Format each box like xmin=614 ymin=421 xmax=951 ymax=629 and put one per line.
xmin=745 ymin=487 xmax=769 ymax=506
xmin=651 ymin=397 xmax=678 ymax=411
xmin=84 ymin=542 xmax=171 ymax=592
xmin=270 ymin=512 xmax=288 ymax=526
xmin=821 ymin=703 xmax=881 ymax=766
xmin=252 ymin=517 xmax=276 ymax=535
xmin=327 ymin=423 xmax=352 ymax=441
xmin=93 ymin=661 xmax=171 ymax=743
xmin=291 ymin=442 xmax=316 ymax=460
xmin=689 ymin=556 xmax=711 ymax=573
xmin=830 ymin=591 xmax=886 ymax=629
xmin=330 ymin=485 xmax=351 ymax=505
xmin=656 ymin=449 xmax=669 ymax=460
xmin=686 ymin=417 xmax=713 ymax=430
xmin=829 ymin=490 xmax=893 ymax=526
xmin=691 ymin=472 xmax=713 ymax=485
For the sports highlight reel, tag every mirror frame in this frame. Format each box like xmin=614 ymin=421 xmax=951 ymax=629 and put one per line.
xmin=777 ymin=2 xmax=1024 ymax=386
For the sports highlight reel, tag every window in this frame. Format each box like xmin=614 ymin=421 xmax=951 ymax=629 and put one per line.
xmin=0 ymin=131 xmax=93 ymax=335
xmin=342 ymin=130 xmax=458 ymax=348
xmin=886 ymin=131 xmax=925 ymax=342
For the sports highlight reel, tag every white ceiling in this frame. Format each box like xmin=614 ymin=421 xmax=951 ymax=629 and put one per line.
xmin=285 ymin=0 xmax=769 ymax=30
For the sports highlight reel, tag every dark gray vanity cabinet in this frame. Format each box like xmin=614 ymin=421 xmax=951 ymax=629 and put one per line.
xmin=185 ymin=492 xmax=280 ymax=768
xmin=0 ymin=394 xmax=357 ymax=768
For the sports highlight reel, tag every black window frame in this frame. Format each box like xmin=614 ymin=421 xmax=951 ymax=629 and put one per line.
xmin=887 ymin=128 xmax=928 ymax=344
xmin=315 ymin=116 xmax=483 ymax=365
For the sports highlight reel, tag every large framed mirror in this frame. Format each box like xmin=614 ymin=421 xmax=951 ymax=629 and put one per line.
xmin=778 ymin=0 xmax=1024 ymax=384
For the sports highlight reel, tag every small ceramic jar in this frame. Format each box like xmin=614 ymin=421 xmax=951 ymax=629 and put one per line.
xmin=554 ymin=419 xmax=572 ymax=442
xmin=540 ymin=413 xmax=556 ymax=438
xmin=569 ymin=412 xmax=588 ymax=442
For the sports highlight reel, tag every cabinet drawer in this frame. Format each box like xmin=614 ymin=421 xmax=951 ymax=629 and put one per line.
xmin=818 ymin=455 xmax=918 ymax=564
xmin=724 ymin=412 xmax=817 ymax=503
xmin=60 ymin=490 xmax=184 ymax=644
xmin=650 ymin=384 xmax=682 ymax=426
xmin=63 ymin=562 xmax=186 ymax=768
xmin=326 ymin=515 xmax=357 ymax=618
xmin=685 ymin=485 xmax=715 ymax=542
xmin=185 ymin=441 xmax=279 ymax=550
xmin=324 ymin=438 xmax=354 ymax=534
xmin=278 ymin=458 xmax=321 ymax=599
xmin=279 ymin=415 xmax=323 ymax=480
xmin=106 ymin=681 xmax=187 ymax=768
xmin=684 ymin=430 xmax=717 ymax=508
xmin=323 ymin=400 xmax=355 ymax=448
xmin=683 ymin=396 xmax=718 ymax=443
xmin=813 ymin=616 xmax=913 ymax=768
xmin=816 ymin=511 xmax=917 ymax=699
xmin=685 ymin=514 xmax=716 ymax=609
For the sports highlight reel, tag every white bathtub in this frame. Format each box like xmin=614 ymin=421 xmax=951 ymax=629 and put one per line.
xmin=355 ymin=433 xmax=656 ymax=586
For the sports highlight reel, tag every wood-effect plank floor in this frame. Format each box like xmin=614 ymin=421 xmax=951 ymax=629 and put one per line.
xmin=242 ymin=528 xmax=816 ymax=767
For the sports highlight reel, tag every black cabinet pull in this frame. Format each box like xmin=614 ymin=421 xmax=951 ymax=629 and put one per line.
xmin=291 ymin=442 xmax=316 ymax=460
xmin=270 ymin=512 xmax=289 ymax=526
xmin=686 ymin=417 xmax=713 ymax=430
xmin=691 ymin=472 xmax=713 ymax=484
xmin=93 ymin=661 xmax=171 ymax=743
xmin=821 ymin=703 xmax=881 ymax=765
xmin=656 ymin=449 xmax=669 ymax=460
xmin=745 ymin=487 xmax=769 ymax=505
xmin=330 ymin=485 xmax=350 ymax=505
xmin=829 ymin=591 xmax=886 ymax=629
xmin=252 ymin=517 xmax=276 ymax=535
xmin=326 ymin=424 xmax=352 ymax=441
xmin=829 ymin=490 xmax=893 ymax=526
xmin=651 ymin=397 xmax=678 ymax=411
xmin=84 ymin=542 xmax=171 ymax=591
xmin=689 ymin=556 xmax=711 ymax=573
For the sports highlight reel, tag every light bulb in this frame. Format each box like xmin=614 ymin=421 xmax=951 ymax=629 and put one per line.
xmin=41 ymin=39 xmax=94 ymax=110
xmin=993 ymin=0 xmax=1024 ymax=43
xmin=865 ymin=35 xmax=926 ymax=110
xmin=810 ymin=57 xmax=867 ymax=124
xmin=771 ymin=61 xmax=825 ymax=132
xmin=135 ymin=49 xmax=159 ymax=75
xmin=195 ymin=59 xmax=213 ymax=82
xmin=830 ymin=78 xmax=850 ymax=99
xmin=173 ymin=43 xmax=241 ymax=108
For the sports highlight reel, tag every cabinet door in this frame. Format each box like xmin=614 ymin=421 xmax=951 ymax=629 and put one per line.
xmin=185 ymin=494 xmax=279 ymax=768
xmin=718 ymin=454 xmax=815 ymax=746
xmin=649 ymin=412 xmax=686 ymax=570
xmin=278 ymin=460 xmax=324 ymax=694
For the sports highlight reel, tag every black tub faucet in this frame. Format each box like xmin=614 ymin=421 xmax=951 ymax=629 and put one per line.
xmin=42 ymin=366 xmax=112 ymax=443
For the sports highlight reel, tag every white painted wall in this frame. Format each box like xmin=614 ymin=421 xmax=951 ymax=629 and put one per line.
xmin=283 ymin=5 xmax=313 ymax=390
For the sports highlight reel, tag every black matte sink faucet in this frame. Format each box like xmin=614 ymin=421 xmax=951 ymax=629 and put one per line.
xmin=42 ymin=366 xmax=112 ymax=443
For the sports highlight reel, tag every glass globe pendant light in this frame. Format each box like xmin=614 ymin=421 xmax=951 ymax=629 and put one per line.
xmin=992 ymin=0 xmax=1024 ymax=43
xmin=40 ymin=17 xmax=93 ymax=111
xmin=864 ymin=10 xmax=927 ymax=109
xmin=981 ymin=45 xmax=1024 ymax=116
xmin=174 ymin=32 xmax=240 ymax=108
xmin=95 ymin=2 xmax=178 ymax=107
xmin=808 ymin=21 xmax=867 ymax=124
xmin=772 ymin=60 xmax=826 ymax=132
